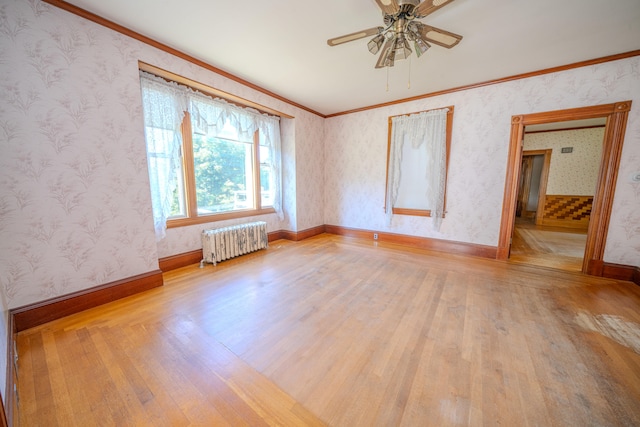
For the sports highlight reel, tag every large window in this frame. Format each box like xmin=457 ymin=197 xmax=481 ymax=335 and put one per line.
xmin=140 ymin=69 xmax=283 ymax=239
xmin=385 ymin=107 xmax=453 ymax=230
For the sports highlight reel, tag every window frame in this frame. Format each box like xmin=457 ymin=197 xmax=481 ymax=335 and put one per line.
xmin=384 ymin=106 xmax=454 ymax=218
xmin=138 ymin=62 xmax=289 ymax=229
xmin=168 ymin=116 xmax=275 ymax=228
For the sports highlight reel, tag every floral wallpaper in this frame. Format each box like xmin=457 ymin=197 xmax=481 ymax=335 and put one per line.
xmin=295 ymin=114 xmax=325 ymax=231
xmin=325 ymin=57 xmax=640 ymax=266
xmin=524 ymin=128 xmax=604 ymax=196
xmin=1 ymin=0 xmax=158 ymax=310
xmin=0 ymin=0 xmax=325 ymax=308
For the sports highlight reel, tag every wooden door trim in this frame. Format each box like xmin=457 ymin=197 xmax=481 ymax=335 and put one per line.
xmin=497 ymin=101 xmax=632 ymax=274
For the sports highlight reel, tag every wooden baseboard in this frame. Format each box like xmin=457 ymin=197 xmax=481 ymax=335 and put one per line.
xmin=541 ymin=218 xmax=589 ymax=230
xmin=586 ymin=259 xmax=604 ymax=276
xmin=10 ymin=270 xmax=163 ymax=333
xmin=289 ymin=225 xmax=326 ymax=241
xmin=324 ymin=225 xmax=498 ymax=259
xmin=602 ymin=262 xmax=640 ymax=286
xmin=159 ymin=249 xmax=203 ymax=272
xmin=268 ymin=230 xmax=288 ymax=242
xmin=157 ymin=227 xmax=327 ymax=273
xmin=269 ymin=226 xmax=326 ymax=242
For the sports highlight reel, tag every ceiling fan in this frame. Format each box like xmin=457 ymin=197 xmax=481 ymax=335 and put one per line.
xmin=327 ymin=0 xmax=462 ymax=68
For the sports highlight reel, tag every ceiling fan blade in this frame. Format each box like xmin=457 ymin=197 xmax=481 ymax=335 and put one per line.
xmin=418 ymin=24 xmax=462 ymax=48
xmin=374 ymin=0 xmax=400 ymax=16
xmin=414 ymin=0 xmax=455 ymax=18
xmin=327 ymin=27 xmax=382 ymax=46
xmin=375 ymin=36 xmax=396 ymax=68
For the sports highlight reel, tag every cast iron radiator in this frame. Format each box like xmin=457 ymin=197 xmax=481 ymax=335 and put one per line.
xmin=201 ymin=221 xmax=268 ymax=265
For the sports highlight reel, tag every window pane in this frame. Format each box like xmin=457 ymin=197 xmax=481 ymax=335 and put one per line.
xmin=145 ymin=126 xmax=186 ymax=218
xmin=192 ymin=133 xmax=254 ymax=214
xmin=259 ymin=145 xmax=274 ymax=207
xmin=170 ymin=168 xmax=186 ymax=217
xmin=394 ymin=134 xmax=430 ymax=210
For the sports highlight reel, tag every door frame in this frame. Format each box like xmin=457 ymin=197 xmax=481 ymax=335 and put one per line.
xmin=521 ymin=149 xmax=551 ymax=221
xmin=497 ymin=101 xmax=632 ymax=274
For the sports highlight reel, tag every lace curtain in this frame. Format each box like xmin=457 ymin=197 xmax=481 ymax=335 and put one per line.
xmin=140 ymin=71 xmax=284 ymax=240
xmin=188 ymin=91 xmax=283 ymax=219
xmin=139 ymin=73 xmax=188 ymax=240
xmin=385 ymin=108 xmax=449 ymax=230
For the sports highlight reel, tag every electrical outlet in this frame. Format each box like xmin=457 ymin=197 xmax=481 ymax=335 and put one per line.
xmin=373 ymin=233 xmax=378 ymax=240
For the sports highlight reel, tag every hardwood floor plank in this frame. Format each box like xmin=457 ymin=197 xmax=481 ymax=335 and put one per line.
xmin=98 ymin=326 xmax=186 ymax=426
xmin=40 ymin=331 xmax=77 ymax=427
xmin=15 ymin=234 xmax=640 ymax=426
xmin=510 ymin=218 xmax=587 ymax=271
xmin=15 ymin=335 xmax=39 ymax=426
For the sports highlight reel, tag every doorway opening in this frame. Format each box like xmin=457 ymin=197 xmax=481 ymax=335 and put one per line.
xmin=497 ymin=101 xmax=632 ymax=275
xmin=509 ymin=122 xmax=604 ymax=271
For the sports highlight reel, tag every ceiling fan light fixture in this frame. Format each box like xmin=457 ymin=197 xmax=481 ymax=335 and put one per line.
xmin=378 ymin=41 xmax=396 ymax=68
xmin=414 ymin=37 xmax=431 ymax=57
xmin=384 ymin=49 xmax=396 ymax=67
xmin=393 ymin=34 xmax=412 ymax=61
xmin=368 ymin=33 xmax=385 ymax=55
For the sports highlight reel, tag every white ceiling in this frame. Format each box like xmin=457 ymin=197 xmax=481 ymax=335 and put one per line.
xmin=63 ymin=0 xmax=640 ymax=116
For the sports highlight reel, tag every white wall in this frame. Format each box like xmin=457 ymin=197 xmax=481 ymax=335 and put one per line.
xmin=524 ymin=128 xmax=605 ymax=196
xmin=324 ymin=57 xmax=640 ymax=267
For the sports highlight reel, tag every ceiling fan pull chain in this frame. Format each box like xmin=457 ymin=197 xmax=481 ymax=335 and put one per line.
xmin=408 ymin=56 xmax=412 ymax=89
xmin=386 ymin=66 xmax=390 ymax=92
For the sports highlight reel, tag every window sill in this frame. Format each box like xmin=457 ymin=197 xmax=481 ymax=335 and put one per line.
xmin=391 ymin=208 xmax=447 ymax=219
xmin=392 ymin=208 xmax=432 ymax=217
xmin=167 ymin=207 xmax=276 ymax=229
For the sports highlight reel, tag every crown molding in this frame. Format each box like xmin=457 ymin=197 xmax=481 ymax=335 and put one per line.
xmin=42 ymin=1 xmax=640 ymax=119
xmin=42 ymin=0 xmax=325 ymax=118
xmin=326 ymin=50 xmax=640 ymax=118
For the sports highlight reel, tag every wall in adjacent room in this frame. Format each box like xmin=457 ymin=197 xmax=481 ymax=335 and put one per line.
xmin=524 ymin=127 xmax=605 ymax=196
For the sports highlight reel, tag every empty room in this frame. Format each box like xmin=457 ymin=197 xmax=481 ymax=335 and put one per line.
xmin=1 ymin=0 xmax=640 ymax=425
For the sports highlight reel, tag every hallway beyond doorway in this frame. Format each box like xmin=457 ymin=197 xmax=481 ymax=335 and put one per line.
xmin=510 ymin=217 xmax=587 ymax=271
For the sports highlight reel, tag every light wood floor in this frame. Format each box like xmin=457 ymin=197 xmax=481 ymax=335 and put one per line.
xmin=16 ymin=234 xmax=640 ymax=426
xmin=509 ymin=218 xmax=588 ymax=271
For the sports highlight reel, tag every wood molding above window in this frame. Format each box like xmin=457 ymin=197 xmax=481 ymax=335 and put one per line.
xmin=139 ymin=62 xmax=293 ymax=119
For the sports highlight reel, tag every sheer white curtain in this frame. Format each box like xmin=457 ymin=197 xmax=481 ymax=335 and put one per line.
xmin=139 ymin=72 xmax=188 ymax=240
xmin=188 ymin=92 xmax=284 ymax=219
xmin=257 ymin=114 xmax=284 ymax=220
xmin=385 ymin=108 xmax=449 ymax=230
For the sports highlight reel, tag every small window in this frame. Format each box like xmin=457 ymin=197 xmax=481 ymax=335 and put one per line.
xmin=385 ymin=106 xmax=453 ymax=228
